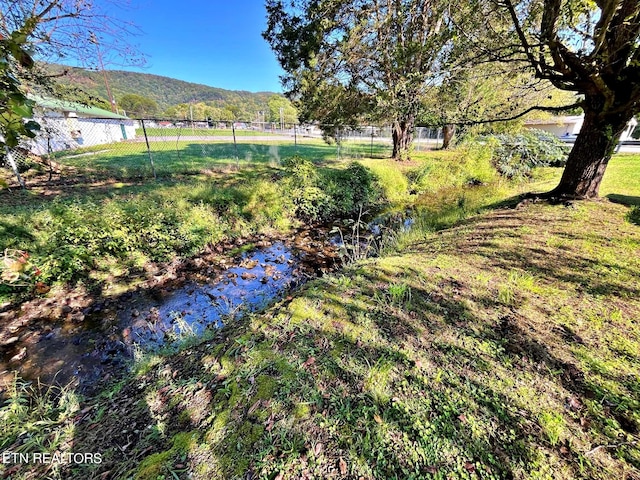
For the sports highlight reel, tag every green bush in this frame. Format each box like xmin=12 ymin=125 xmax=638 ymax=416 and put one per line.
xmin=627 ymin=206 xmax=640 ymax=226
xmin=280 ymin=156 xmax=333 ymax=221
xmin=324 ymin=162 xmax=379 ymax=217
xmin=280 ymin=156 xmax=380 ymax=222
xmin=482 ymin=129 xmax=569 ymax=179
xmin=4 ymin=195 xmax=229 ymax=286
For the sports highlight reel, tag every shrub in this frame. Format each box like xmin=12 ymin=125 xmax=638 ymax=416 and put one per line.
xmin=482 ymin=129 xmax=569 ymax=179
xmin=18 ymin=195 xmax=227 ymax=285
xmin=280 ymin=156 xmax=333 ymax=221
xmin=280 ymin=156 xmax=380 ymax=222
xmin=324 ymin=162 xmax=379 ymax=217
xmin=627 ymin=206 xmax=640 ymax=226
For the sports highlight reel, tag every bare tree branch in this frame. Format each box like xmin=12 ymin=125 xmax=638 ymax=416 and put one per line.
xmin=433 ymin=100 xmax=585 ymax=127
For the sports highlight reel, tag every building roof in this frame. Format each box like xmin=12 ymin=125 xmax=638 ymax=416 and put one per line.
xmin=29 ymin=95 xmax=128 ymax=120
xmin=524 ymin=115 xmax=584 ymax=125
xmin=525 ymin=115 xmax=637 ymax=127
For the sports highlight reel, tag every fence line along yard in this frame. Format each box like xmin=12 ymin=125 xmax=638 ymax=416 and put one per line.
xmin=3 ymin=117 xmax=446 ymax=183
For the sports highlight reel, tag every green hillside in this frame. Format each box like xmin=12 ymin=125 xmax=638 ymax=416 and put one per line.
xmin=44 ymin=64 xmax=277 ymax=119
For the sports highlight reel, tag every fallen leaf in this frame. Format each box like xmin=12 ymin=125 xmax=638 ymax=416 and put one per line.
xmin=303 ymin=356 xmax=316 ymax=368
xmin=457 ymin=413 xmax=467 ymax=423
xmin=464 ymin=461 xmax=475 ymax=473
xmin=9 ymin=347 xmax=27 ymax=363
xmin=265 ymin=414 xmax=275 ymax=432
xmin=339 ymin=457 xmax=347 ymax=475
xmin=314 ymin=443 xmax=323 ymax=455
xmin=568 ymin=397 xmax=583 ymax=411
xmin=559 ymin=445 xmax=570 ymax=456
xmin=374 ymin=414 xmax=383 ymax=424
xmin=80 ymin=405 xmax=95 ymax=415
xmin=34 ymin=282 xmax=50 ymax=294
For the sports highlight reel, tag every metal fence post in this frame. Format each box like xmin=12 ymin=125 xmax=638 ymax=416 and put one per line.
xmin=232 ymin=122 xmax=239 ymax=169
xmin=370 ymin=128 xmax=374 ymax=158
xmin=140 ymin=119 xmax=156 ymax=180
xmin=4 ymin=147 xmax=26 ymax=189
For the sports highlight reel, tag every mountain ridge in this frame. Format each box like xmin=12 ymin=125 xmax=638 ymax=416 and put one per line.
xmin=45 ymin=64 xmax=278 ymax=114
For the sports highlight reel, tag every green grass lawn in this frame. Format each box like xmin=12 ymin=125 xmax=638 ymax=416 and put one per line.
xmin=50 ymin=138 xmax=393 ymax=178
xmin=1 ymin=151 xmax=639 ymax=479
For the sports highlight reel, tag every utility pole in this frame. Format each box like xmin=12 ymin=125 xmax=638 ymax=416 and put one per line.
xmin=90 ymin=33 xmax=116 ymax=113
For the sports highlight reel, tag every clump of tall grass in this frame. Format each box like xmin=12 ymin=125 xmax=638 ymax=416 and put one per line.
xmin=627 ymin=206 xmax=640 ymax=226
xmin=406 ymin=143 xmax=498 ymax=195
xmin=0 ymin=375 xmax=79 ymax=456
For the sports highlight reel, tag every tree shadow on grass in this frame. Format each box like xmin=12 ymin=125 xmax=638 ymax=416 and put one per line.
xmin=3 ymin=196 xmax=639 ymax=479
xmin=53 ymin=279 xmax=539 ymax=479
xmin=606 ymin=194 xmax=640 ymax=206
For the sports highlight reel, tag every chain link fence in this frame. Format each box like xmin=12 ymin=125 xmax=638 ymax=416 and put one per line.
xmin=2 ymin=116 xmax=446 ymax=185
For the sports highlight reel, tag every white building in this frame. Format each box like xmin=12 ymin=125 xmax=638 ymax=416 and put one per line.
xmin=525 ymin=115 xmax=638 ymax=141
xmin=26 ymin=96 xmax=137 ymax=155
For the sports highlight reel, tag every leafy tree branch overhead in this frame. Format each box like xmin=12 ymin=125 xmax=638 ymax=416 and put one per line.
xmin=0 ymin=0 xmax=145 ymax=68
xmin=265 ymin=0 xmax=639 ymax=199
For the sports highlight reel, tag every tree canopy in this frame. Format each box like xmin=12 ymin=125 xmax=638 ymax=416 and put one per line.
xmin=267 ymin=95 xmax=297 ymax=124
xmin=118 ymin=93 xmax=159 ymax=118
xmin=264 ymin=0 xmax=462 ymax=158
xmin=265 ymin=0 xmax=639 ymax=197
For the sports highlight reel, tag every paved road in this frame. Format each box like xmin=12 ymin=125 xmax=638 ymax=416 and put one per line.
xmin=134 ymin=135 xmax=300 ymax=143
xmin=615 ymin=145 xmax=640 ymax=154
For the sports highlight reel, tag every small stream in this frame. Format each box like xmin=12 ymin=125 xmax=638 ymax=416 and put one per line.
xmin=0 ymin=213 xmax=412 ymax=393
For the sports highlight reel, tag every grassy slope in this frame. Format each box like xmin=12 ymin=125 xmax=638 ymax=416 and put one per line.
xmin=59 ymin=200 xmax=638 ymax=480
xmin=0 ymin=139 xmax=387 ymax=302
xmin=2 ymin=156 xmax=639 ymax=480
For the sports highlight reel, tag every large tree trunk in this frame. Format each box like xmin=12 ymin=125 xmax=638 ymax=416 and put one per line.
xmin=441 ymin=124 xmax=456 ymax=149
xmin=392 ymin=117 xmax=414 ymax=160
xmin=549 ymin=103 xmax=631 ymax=198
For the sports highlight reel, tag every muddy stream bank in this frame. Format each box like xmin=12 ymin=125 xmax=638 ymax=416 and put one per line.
xmin=0 ymin=211 xmax=411 ymax=394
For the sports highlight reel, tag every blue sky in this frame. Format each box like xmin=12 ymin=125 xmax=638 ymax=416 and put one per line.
xmin=110 ymin=0 xmax=284 ymax=92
